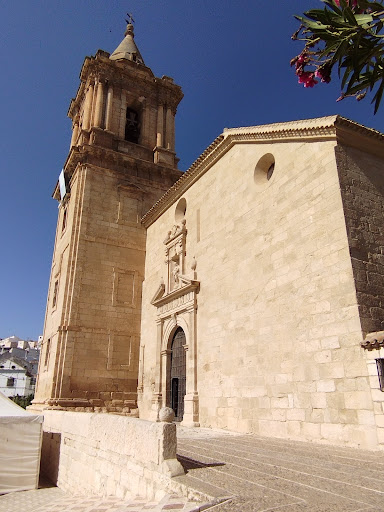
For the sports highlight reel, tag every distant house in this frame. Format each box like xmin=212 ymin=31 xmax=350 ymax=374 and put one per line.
xmin=0 ymin=340 xmax=40 ymax=398
xmin=0 ymin=336 xmax=40 ymax=350
xmin=0 ymin=335 xmax=22 ymax=349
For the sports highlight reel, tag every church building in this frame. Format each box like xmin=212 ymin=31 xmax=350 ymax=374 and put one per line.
xmin=33 ymin=23 xmax=384 ymax=450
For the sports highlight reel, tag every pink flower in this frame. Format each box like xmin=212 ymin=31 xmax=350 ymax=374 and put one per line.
xmin=297 ymin=53 xmax=309 ymax=65
xmin=334 ymin=0 xmax=358 ymax=7
xmin=315 ymin=65 xmax=331 ymax=83
xmin=298 ymin=71 xmax=318 ymax=88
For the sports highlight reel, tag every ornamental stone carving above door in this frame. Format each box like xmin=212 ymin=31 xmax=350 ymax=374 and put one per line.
xmin=149 ymin=218 xmax=200 ymax=427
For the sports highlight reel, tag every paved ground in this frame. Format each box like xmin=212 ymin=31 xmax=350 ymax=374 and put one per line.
xmin=0 ymin=483 xmax=201 ymax=512
xmin=2 ymin=427 xmax=384 ymax=512
xmin=175 ymin=426 xmax=384 ymax=511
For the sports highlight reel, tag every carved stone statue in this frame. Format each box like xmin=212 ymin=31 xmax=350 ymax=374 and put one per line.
xmin=172 ymin=262 xmax=180 ymax=287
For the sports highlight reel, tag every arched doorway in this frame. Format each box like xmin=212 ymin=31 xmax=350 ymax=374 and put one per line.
xmin=168 ymin=327 xmax=186 ymax=421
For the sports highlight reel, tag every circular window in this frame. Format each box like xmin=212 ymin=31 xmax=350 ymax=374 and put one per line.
xmin=175 ymin=198 xmax=187 ymax=223
xmin=254 ymin=153 xmax=275 ymax=186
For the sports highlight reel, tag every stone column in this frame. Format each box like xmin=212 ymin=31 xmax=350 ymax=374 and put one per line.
xmin=165 ymin=107 xmax=174 ymax=150
xmin=150 ymin=319 xmax=163 ymax=421
xmin=160 ymin=349 xmax=171 ymax=409
xmin=137 ymin=343 xmax=145 ymax=394
xmin=70 ymin=120 xmax=79 ymax=148
xmin=119 ymin=92 xmax=127 ymax=139
xmin=90 ymin=82 xmax=98 ymax=128
xmin=105 ymin=85 xmax=114 ymax=131
xmin=154 ymin=319 xmax=163 ymax=396
xmin=139 ymin=99 xmax=147 ymax=145
xmin=143 ymin=101 xmax=151 ymax=146
xmin=181 ymin=305 xmax=200 ymax=427
xmin=82 ymin=82 xmax=94 ymax=131
xmin=156 ymin=104 xmax=164 ymax=147
xmin=94 ymin=80 xmax=104 ymax=128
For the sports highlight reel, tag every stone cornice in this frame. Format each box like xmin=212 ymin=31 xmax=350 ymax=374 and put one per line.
xmin=361 ymin=331 xmax=384 ymax=350
xmin=151 ymin=280 xmax=200 ymax=308
xmin=52 ymin=142 xmax=182 ymax=201
xmin=55 ymin=142 xmax=181 ymax=197
xmin=142 ymin=115 xmax=384 ymax=227
xmin=68 ymin=51 xmax=183 ymax=119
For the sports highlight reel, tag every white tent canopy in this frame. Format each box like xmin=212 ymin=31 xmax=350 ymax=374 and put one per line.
xmin=0 ymin=392 xmax=43 ymax=493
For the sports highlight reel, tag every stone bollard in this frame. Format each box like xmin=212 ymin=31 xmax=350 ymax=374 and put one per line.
xmin=159 ymin=407 xmax=175 ymax=423
xmin=158 ymin=407 xmax=184 ymax=477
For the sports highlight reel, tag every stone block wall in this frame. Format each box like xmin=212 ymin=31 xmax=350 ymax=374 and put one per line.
xmin=139 ymin=138 xmax=380 ymax=449
xmin=41 ymin=410 xmax=184 ymax=500
xmin=335 ymin=144 xmax=384 ymax=448
xmin=34 ymin=147 xmax=181 ymax=411
xmin=336 ymin=145 xmax=384 ymax=335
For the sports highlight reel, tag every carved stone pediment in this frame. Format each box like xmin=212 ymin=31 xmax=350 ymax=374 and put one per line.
xmin=163 ymin=219 xmax=187 ymax=244
xmin=151 ymin=278 xmax=200 ymax=310
xmin=151 ymin=281 xmax=166 ymax=304
xmin=151 ymin=219 xmax=199 ymax=313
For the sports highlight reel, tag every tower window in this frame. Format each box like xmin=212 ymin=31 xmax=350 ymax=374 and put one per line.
xmin=44 ymin=339 xmax=51 ymax=367
xmin=125 ymin=108 xmax=140 ymax=143
xmin=52 ymin=280 xmax=59 ymax=308
xmin=62 ymin=207 xmax=68 ymax=233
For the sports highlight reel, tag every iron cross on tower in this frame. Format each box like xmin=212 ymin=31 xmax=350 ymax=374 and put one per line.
xmin=125 ymin=13 xmax=135 ymax=24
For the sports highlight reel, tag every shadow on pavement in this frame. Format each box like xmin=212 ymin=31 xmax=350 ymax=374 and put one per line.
xmin=177 ymin=454 xmax=225 ymax=471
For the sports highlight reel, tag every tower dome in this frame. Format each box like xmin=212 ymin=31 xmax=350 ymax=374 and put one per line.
xmin=110 ymin=23 xmax=145 ymax=65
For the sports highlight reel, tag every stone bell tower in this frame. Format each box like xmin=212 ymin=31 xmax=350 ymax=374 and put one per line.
xmin=32 ymin=23 xmax=183 ymax=413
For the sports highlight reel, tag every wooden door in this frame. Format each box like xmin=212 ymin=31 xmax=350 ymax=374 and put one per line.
xmin=169 ymin=327 xmax=186 ymax=421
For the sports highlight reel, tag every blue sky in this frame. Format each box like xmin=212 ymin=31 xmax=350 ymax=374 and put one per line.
xmin=1 ymin=0 xmax=384 ymax=340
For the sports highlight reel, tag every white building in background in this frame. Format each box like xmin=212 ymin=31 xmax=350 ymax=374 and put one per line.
xmin=0 ymin=336 xmax=21 ymax=349
xmin=0 ymin=336 xmax=40 ymax=350
xmin=0 ymin=336 xmax=40 ymax=398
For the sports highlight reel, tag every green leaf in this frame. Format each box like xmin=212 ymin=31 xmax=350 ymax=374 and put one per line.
xmin=301 ymin=19 xmax=331 ymax=30
xmin=372 ymin=79 xmax=384 ymax=113
xmin=321 ymin=0 xmax=343 ymax=15
xmin=332 ymin=39 xmax=349 ymax=66
xmin=354 ymin=14 xmax=374 ymax=26
xmin=293 ymin=0 xmax=384 ymax=112
xmin=304 ymin=9 xmax=333 ymax=23
xmin=318 ymin=40 xmax=345 ymax=57
xmin=343 ymin=6 xmax=358 ymax=26
xmin=338 ymin=0 xmax=349 ymax=10
xmin=341 ymin=66 xmax=354 ymax=89
xmin=376 ymin=19 xmax=384 ymax=32
xmin=344 ymin=79 xmax=372 ymax=94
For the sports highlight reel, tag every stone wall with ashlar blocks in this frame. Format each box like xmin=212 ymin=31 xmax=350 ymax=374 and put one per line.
xmin=40 ymin=410 xmax=184 ymax=500
xmin=140 ymin=137 xmax=382 ymax=449
xmin=336 ymin=145 xmax=384 ymax=335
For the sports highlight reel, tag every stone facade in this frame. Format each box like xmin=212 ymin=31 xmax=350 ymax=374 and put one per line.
xmin=34 ymin=25 xmax=384 ymax=451
xmin=138 ymin=118 xmax=384 ymax=450
xmin=336 ymin=144 xmax=384 ymax=334
xmin=32 ymin=25 xmax=182 ymax=413
xmin=41 ymin=410 xmax=184 ymax=500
